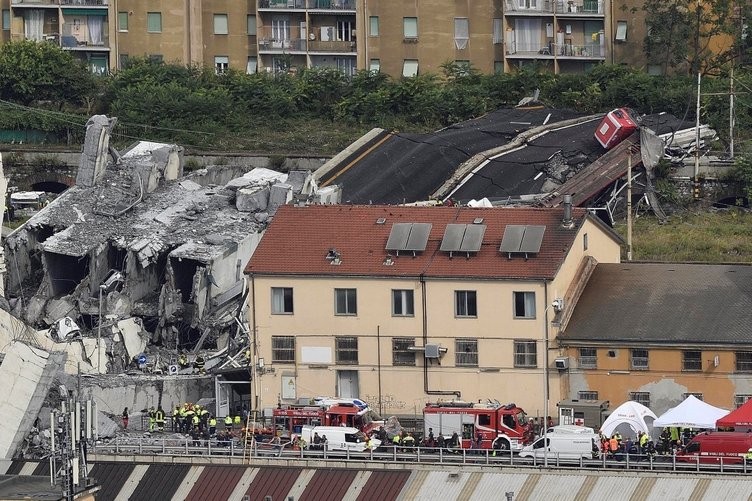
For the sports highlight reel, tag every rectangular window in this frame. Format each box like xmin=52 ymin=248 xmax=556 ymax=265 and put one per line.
xmin=119 ymin=54 xmax=129 ymax=69
xmin=271 ymin=287 xmax=293 ymax=314
xmin=514 ymin=340 xmax=537 ymax=367
xmin=629 ymin=391 xmax=650 ymax=408
xmin=247 ymin=15 xmax=257 ymax=35
xmin=578 ymin=391 xmax=599 ymax=400
xmin=214 ymin=56 xmax=229 ymax=75
xmin=402 ymin=59 xmax=418 ymax=77
xmin=2 ymin=10 xmax=9 ymax=31
xmin=513 ymin=291 xmax=536 ymax=318
xmin=147 ymin=12 xmax=162 ymax=33
xmin=454 ymin=17 xmax=469 ymax=49
xmin=369 ymin=16 xmax=379 ymax=37
xmin=631 ymin=349 xmax=648 ymax=370
xmin=272 ymin=16 xmax=290 ymax=40
xmin=393 ymin=337 xmax=416 ymax=366
xmin=214 ymin=14 xmax=228 ymax=35
xmin=455 ymin=290 xmax=477 ymax=317
xmin=335 ymin=336 xmax=358 ymax=365
xmin=247 ymin=56 xmax=258 ymax=74
xmin=272 ymin=336 xmax=295 ymax=363
xmin=615 ymin=20 xmax=627 ymax=41
xmin=683 ymin=350 xmax=702 ymax=371
xmin=493 ymin=18 xmax=502 ymax=44
xmin=392 ymin=289 xmax=414 ymax=316
xmin=117 ymin=11 xmax=128 ymax=32
xmin=455 ymin=339 xmax=478 ymax=367
xmin=148 ymin=54 xmax=163 ymax=63
xmin=736 ymin=352 xmax=752 ymax=372
xmin=583 ymin=233 xmax=588 ymax=251
xmin=369 ymin=59 xmax=380 ymax=72
xmin=735 ymin=394 xmax=752 ymax=408
xmin=403 ymin=17 xmax=418 ymax=38
xmin=682 ymin=392 xmax=703 ymax=401
xmin=579 ymin=347 xmax=597 ymax=369
xmin=335 ymin=288 xmax=357 ymax=315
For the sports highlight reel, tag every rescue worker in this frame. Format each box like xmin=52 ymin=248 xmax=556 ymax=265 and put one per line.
xmin=225 ymin=414 xmax=233 ymax=431
xmin=365 ymin=435 xmax=375 ymax=452
xmin=403 ymin=432 xmax=416 ymax=449
xmin=185 ymin=406 xmax=196 ymax=434
xmin=234 ymin=414 xmax=242 ymax=429
xmin=392 ymin=432 xmax=401 ymax=450
xmin=201 ymin=407 xmax=210 ymax=432
xmin=191 ymin=412 xmax=200 ymax=430
xmin=178 ymin=352 xmax=189 ymax=369
xmin=745 ymin=448 xmax=752 ymax=462
xmin=209 ymin=415 xmax=217 ymax=437
xmin=194 ymin=354 xmax=206 ymax=375
xmin=122 ymin=407 xmax=129 ymax=430
xmin=639 ymin=430 xmax=650 ymax=454
xmin=609 ymin=435 xmax=619 ymax=457
xmin=155 ymin=406 xmax=165 ymax=432
xmin=148 ymin=407 xmax=156 ymax=432
xmin=173 ymin=405 xmax=181 ymax=432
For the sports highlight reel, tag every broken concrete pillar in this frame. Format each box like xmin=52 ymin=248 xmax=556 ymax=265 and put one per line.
xmin=268 ymin=183 xmax=292 ymax=215
xmin=76 ymin=115 xmax=117 ymax=188
xmin=236 ymin=186 xmax=269 ymax=212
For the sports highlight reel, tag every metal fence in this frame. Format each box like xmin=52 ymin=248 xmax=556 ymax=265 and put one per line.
xmin=91 ymin=438 xmax=752 ymax=475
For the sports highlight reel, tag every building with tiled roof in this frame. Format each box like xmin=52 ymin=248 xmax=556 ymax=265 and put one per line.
xmin=245 ymin=203 xmax=621 ymax=417
xmin=558 ymin=262 xmax=752 ymax=416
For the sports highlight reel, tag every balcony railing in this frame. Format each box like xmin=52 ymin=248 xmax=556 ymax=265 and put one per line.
xmin=60 ymin=0 xmax=108 ymax=5
xmin=258 ymin=37 xmax=308 ymax=52
xmin=258 ymin=0 xmax=355 ymax=9
xmin=505 ymin=0 xmax=603 ymax=14
xmin=11 ymin=0 xmax=108 ymax=4
xmin=308 ymin=40 xmax=355 ymax=53
xmin=506 ymin=42 xmax=604 ymax=58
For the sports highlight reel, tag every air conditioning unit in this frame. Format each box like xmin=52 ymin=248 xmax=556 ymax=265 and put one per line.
xmin=555 ymin=357 xmax=570 ymax=370
xmin=425 ymin=344 xmax=441 ymax=359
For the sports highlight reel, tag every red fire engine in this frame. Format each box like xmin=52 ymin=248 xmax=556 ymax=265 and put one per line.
xmin=423 ymin=401 xmax=533 ymax=451
xmin=273 ymin=398 xmax=383 ymax=437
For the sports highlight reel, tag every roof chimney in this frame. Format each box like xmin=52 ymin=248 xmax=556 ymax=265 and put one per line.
xmin=562 ymin=194 xmax=574 ymax=228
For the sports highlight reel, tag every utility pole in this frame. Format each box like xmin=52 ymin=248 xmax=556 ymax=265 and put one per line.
xmin=627 ymin=151 xmax=632 ymax=261
xmin=694 ymin=72 xmax=701 ymax=200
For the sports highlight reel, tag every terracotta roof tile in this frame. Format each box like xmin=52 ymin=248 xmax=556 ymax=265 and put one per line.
xmin=246 ymin=205 xmax=591 ymax=280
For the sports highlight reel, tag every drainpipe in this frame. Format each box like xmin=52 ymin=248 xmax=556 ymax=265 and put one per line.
xmin=421 ymin=273 xmax=461 ymax=399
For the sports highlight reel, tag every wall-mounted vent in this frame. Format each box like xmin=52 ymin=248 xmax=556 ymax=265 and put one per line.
xmin=440 ymin=224 xmax=486 ymax=258
xmin=385 ymin=222 xmax=432 ymax=256
xmin=499 ymin=225 xmax=546 ymax=259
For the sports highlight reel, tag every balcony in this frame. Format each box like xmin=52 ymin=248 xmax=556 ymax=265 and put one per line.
xmin=506 ymin=41 xmax=604 ymax=59
xmin=258 ymin=0 xmax=305 ymax=9
xmin=61 ymin=0 xmax=108 ymax=5
xmin=258 ymin=0 xmax=355 ymax=10
xmin=11 ymin=0 xmax=58 ymax=7
xmin=308 ymin=40 xmax=355 ymax=53
xmin=504 ymin=0 xmax=603 ymax=15
xmin=258 ymin=38 xmax=307 ymax=52
xmin=307 ymin=0 xmax=355 ymax=11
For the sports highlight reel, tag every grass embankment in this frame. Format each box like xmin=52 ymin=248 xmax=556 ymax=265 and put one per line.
xmin=613 ymin=210 xmax=752 ymax=263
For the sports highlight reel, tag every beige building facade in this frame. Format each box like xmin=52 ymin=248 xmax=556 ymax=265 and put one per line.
xmin=245 ymin=204 xmax=621 ymax=418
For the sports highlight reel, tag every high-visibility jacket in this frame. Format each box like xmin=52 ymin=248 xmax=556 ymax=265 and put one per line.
xmin=209 ymin=418 xmax=217 ymax=427
xmin=639 ymin=434 xmax=649 ymax=448
xmin=225 ymin=416 xmax=233 ymax=426
xmin=392 ymin=435 xmax=401 ymax=445
xmin=192 ymin=414 xmax=200 ymax=426
xmin=234 ymin=415 xmax=241 ymax=425
xmin=609 ymin=438 xmax=618 ymax=452
xmin=155 ymin=410 xmax=165 ymax=423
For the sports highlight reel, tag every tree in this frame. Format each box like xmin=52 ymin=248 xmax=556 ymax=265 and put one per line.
xmin=0 ymin=40 xmax=94 ymax=106
xmin=643 ymin=0 xmax=750 ymax=75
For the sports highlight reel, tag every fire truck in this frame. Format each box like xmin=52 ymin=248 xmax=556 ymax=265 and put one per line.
xmin=423 ymin=401 xmax=533 ymax=451
xmin=272 ymin=397 xmax=383 ymax=438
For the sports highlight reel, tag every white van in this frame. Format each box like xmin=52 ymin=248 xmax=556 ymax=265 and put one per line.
xmin=546 ymin=425 xmax=596 ymax=435
xmin=299 ymin=426 xmax=380 ymax=453
xmin=519 ymin=431 xmax=599 ymax=460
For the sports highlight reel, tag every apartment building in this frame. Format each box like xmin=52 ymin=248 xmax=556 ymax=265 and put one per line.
xmin=244 ymin=203 xmax=621 ymax=416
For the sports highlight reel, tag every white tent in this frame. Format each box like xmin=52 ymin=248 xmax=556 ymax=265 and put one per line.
xmin=600 ymin=401 xmax=657 ymax=439
xmin=653 ymin=395 xmax=729 ymax=429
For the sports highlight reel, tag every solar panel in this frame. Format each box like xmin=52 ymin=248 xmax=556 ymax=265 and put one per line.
xmin=440 ymin=224 xmax=465 ymax=252
xmin=404 ymin=223 xmax=432 ymax=251
xmin=460 ymin=224 xmax=486 ymax=252
xmin=499 ymin=225 xmax=526 ymax=253
xmin=386 ymin=223 xmax=412 ymax=251
xmin=519 ymin=225 xmax=546 ymax=254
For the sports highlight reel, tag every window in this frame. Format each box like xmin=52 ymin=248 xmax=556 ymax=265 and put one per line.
xmin=615 ymin=21 xmax=627 ymax=41
xmin=682 ymin=392 xmax=703 ymax=401
xmin=392 ymin=289 xmax=414 ymax=316
xmin=335 ymin=288 xmax=357 ymax=315
xmin=271 ymin=287 xmax=293 ymax=314
xmin=735 ymin=394 xmax=752 ymax=409
xmin=369 ymin=59 xmax=380 ymax=72
xmin=402 ymin=59 xmax=418 ymax=77
xmin=272 ymin=16 xmax=290 ymax=40
xmin=247 ymin=15 xmax=256 ymax=35
xmin=147 ymin=12 xmax=162 ymax=33
xmin=119 ymin=54 xmax=129 ymax=69
xmin=629 ymin=391 xmax=650 ymax=408
xmin=631 ymin=349 xmax=648 ymax=370
xmin=737 ymin=352 xmax=752 ymax=372
xmin=683 ymin=350 xmax=702 ymax=371
xmin=583 ymin=233 xmax=588 ymax=251
xmin=336 ymin=19 xmax=353 ymax=41
xmin=1 ymin=10 xmax=9 ymax=31
xmin=514 ymin=340 xmax=537 ymax=367
xmin=393 ymin=337 xmax=416 ymax=366
xmin=403 ymin=17 xmax=418 ymax=38
xmin=455 ymin=339 xmax=478 ymax=367
xmin=369 ymin=16 xmax=379 ymax=37
xmin=214 ymin=14 xmax=228 ymax=35
xmin=513 ymin=291 xmax=536 ymax=318
xmin=148 ymin=54 xmax=163 ymax=63
xmin=454 ymin=17 xmax=469 ymax=49
xmin=117 ymin=11 xmax=128 ymax=32
xmin=493 ymin=18 xmax=502 ymax=44
xmin=214 ymin=56 xmax=229 ymax=75
xmin=247 ymin=56 xmax=258 ymax=74
xmin=272 ymin=336 xmax=295 ymax=363
xmin=335 ymin=336 xmax=358 ymax=365
xmin=579 ymin=348 xmax=597 ymax=369
xmin=455 ymin=290 xmax=477 ymax=317
xmin=578 ymin=391 xmax=599 ymax=400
